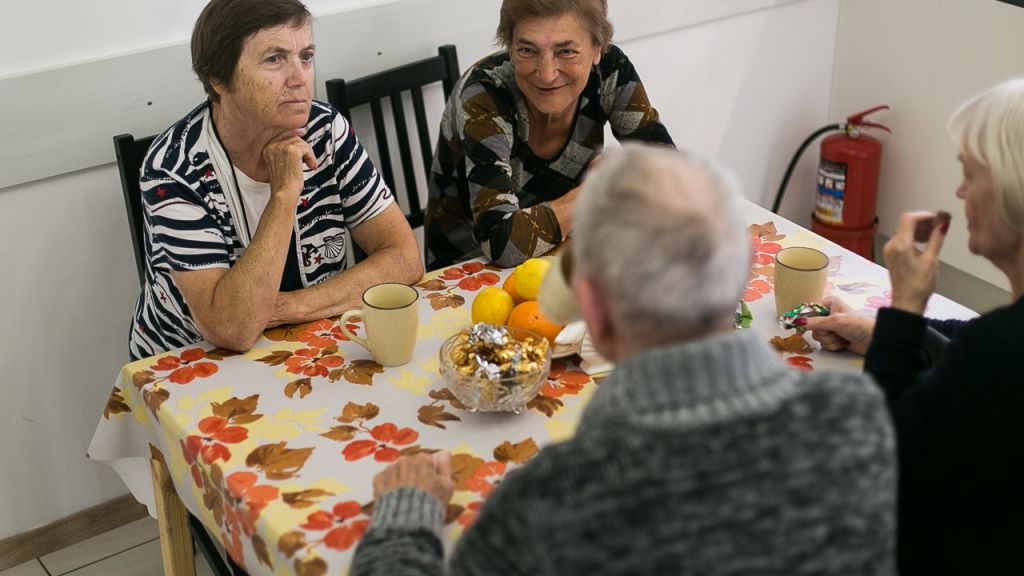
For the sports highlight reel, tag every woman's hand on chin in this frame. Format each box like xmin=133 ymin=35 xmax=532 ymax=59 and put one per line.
xmin=263 ymin=129 xmax=316 ymax=200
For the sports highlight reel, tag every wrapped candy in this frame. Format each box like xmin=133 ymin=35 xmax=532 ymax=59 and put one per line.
xmin=778 ymin=303 xmax=830 ymax=332
xmin=450 ymin=323 xmax=548 ymax=381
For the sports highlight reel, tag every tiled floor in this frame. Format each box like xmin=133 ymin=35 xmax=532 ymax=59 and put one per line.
xmin=1 ymin=518 xmax=218 ymax=576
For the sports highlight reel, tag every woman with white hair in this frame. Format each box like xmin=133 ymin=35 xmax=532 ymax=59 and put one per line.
xmin=807 ymin=79 xmax=1024 ymax=575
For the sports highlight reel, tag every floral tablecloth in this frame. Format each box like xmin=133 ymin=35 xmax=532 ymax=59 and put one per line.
xmin=88 ymin=200 xmax=976 ymax=576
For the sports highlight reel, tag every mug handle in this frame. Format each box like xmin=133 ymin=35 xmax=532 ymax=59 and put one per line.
xmin=338 ymin=310 xmax=369 ymax=351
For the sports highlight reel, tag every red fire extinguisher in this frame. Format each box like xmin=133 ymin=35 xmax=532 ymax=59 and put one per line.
xmin=771 ymin=105 xmax=890 ymax=260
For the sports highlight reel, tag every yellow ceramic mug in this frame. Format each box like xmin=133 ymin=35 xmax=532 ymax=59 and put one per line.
xmin=339 ymin=283 xmax=419 ymax=366
xmin=773 ymin=246 xmax=829 ymax=315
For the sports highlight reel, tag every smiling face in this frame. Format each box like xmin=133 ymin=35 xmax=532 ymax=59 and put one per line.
xmin=956 ymin=151 xmax=1021 ymax=263
xmin=511 ymin=12 xmax=602 ymax=122
xmin=213 ymin=23 xmax=315 ymax=134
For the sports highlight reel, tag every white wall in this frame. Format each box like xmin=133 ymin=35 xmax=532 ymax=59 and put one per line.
xmin=831 ymin=0 xmax=1024 ymax=291
xmin=0 ymin=0 xmax=839 ymax=539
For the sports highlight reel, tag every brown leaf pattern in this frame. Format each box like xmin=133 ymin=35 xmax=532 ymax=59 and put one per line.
xmin=428 ymin=387 xmax=467 ymax=410
xmin=282 ymin=489 xmax=335 ymax=509
xmin=205 ymin=347 xmax=242 ymax=361
xmin=320 ymin=425 xmax=359 ymax=442
xmin=770 ymin=333 xmax=813 ymax=355
xmin=451 ymin=453 xmax=485 ymax=490
xmin=263 ymin=323 xmax=311 ymax=342
xmin=257 ymin=350 xmax=293 ymax=367
xmin=494 ymin=438 xmax=539 ymax=464
xmin=252 ymin=534 xmax=272 ymax=568
xmin=279 ymin=531 xmax=307 ymax=557
xmin=416 ymin=278 xmax=447 ymax=291
xmin=418 ymin=404 xmax=461 ymax=429
xmin=426 ymin=291 xmax=466 ymax=311
xmin=131 ymin=370 xmax=156 ymax=390
xmin=294 ymin=557 xmax=328 ymax=576
xmin=339 ymin=402 xmax=380 ymax=423
xmin=246 ymin=442 xmax=314 ymax=480
xmin=211 ymin=395 xmax=263 ymax=424
xmin=104 ymin=387 xmax=131 ymax=419
xmin=526 ymin=395 xmax=563 ymax=417
xmin=339 ymin=359 xmax=384 ymax=386
xmin=143 ymin=387 xmax=170 ymax=419
xmin=445 ymin=503 xmax=466 ymax=525
xmin=285 ymin=378 xmax=314 ymax=399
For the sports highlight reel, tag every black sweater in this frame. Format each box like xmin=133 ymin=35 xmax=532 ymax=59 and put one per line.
xmin=864 ymin=297 xmax=1024 ymax=575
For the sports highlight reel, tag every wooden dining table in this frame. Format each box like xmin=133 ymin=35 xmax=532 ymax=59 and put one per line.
xmin=87 ymin=200 xmax=977 ymax=576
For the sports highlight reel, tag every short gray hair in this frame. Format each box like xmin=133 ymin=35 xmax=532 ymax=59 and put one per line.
xmin=572 ymin=146 xmax=751 ymax=345
xmin=949 ymin=78 xmax=1024 ymax=233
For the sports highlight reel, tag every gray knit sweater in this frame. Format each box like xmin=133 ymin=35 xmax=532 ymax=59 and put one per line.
xmin=351 ymin=330 xmax=896 ymax=575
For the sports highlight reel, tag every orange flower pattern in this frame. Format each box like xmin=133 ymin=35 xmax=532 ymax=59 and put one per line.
xmin=342 ymin=423 xmax=419 ymax=462
xmin=299 ymin=500 xmax=371 ymax=552
xmin=297 ymin=319 xmax=359 ymax=348
xmin=539 ymin=360 xmax=591 ymax=398
xmin=149 ymin=347 xmax=220 ymax=384
xmin=438 ymin=261 xmax=501 ymax=292
xmin=285 ymin=348 xmax=345 ymax=378
xmin=743 ymin=228 xmax=785 ymax=303
xmin=184 ymin=416 xmax=249 ymax=467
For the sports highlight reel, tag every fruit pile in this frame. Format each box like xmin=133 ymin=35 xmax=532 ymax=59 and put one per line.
xmin=470 ymin=257 xmax=564 ymax=345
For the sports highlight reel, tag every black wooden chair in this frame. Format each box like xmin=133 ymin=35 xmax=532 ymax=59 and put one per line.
xmin=112 ymin=133 xmax=234 ymax=576
xmin=113 ymin=133 xmax=156 ymax=285
xmin=325 ymin=44 xmax=460 ymax=263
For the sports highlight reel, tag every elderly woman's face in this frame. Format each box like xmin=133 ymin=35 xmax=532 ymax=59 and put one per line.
xmin=215 ymin=23 xmax=314 ymax=132
xmin=511 ymin=11 xmax=601 ymax=120
xmin=956 ymin=151 xmax=1020 ymax=262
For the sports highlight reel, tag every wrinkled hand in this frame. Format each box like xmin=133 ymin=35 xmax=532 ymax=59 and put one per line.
xmin=883 ymin=211 xmax=948 ymax=315
xmin=373 ymin=452 xmax=454 ymax=506
xmin=805 ymin=295 xmax=876 ymax=356
xmin=263 ymin=129 xmax=316 ymax=201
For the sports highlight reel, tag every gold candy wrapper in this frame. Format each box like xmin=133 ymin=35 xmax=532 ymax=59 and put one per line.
xmin=450 ymin=323 xmax=549 ymax=381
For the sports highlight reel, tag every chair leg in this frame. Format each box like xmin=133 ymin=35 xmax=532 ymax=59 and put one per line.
xmin=189 ymin=514 xmax=233 ymax=576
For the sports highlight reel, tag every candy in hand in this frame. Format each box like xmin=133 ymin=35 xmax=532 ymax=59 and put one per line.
xmin=913 ymin=210 xmax=952 ymax=243
xmin=778 ymin=302 xmax=830 ymax=331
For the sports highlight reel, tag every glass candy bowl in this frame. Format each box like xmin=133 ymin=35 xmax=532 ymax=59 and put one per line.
xmin=439 ymin=325 xmax=551 ymax=413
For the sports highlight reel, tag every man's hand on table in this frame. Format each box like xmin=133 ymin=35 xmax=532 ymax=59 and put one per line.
xmin=373 ymin=452 xmax=454 ymax=505
xmin=805 ymin=296 xmax=876 ymax=356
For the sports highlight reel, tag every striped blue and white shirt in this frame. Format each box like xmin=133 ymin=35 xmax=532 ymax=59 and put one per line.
xmin=128 ymin=101 xmax=392 ymax=360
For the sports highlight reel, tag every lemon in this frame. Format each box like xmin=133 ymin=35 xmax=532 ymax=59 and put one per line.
xmin=471 ymin=287 xmax=516 ymax=325
xmin=513 ymin=258 xmax=551 ymax=300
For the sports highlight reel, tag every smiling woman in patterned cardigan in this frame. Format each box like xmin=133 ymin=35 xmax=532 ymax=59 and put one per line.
xmin=424 ymin=0 xmax=674 ymax=270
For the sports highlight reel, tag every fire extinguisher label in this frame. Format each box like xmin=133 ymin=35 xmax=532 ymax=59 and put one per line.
xmin=816 ymin=158 xmax=847 ymax=226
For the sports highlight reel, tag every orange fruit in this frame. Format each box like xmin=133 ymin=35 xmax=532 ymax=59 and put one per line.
xmin=502 ymin=273 xmax=525 ymax=304
xmin=506 ymin=301 xmax=564 ymax=345
xmin=471 ymin=287 xmax=516 ymax=325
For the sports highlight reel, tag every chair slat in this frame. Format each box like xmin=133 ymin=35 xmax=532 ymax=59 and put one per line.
xmin=369 ymin=100 xmax=394 ymax=190
xmin=325 ymin=45 xmax=460 ymax=265
xmin=411 ymin=87 xmax=434 ymax=178
xmin=390 ymin=93 xmax=421 ymax=215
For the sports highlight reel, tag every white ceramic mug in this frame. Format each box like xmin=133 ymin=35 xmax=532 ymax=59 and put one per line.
xmin=773 ymin=246 xmax=829 ymax=315
xmin=339 ymin=283 xmax=419 ymax=366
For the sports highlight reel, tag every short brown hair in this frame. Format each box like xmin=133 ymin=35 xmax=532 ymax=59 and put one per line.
xmin=191 ymin=0 xmax=312 ymax=103
xmin=496 ymin=0 xmax=613 ymax=52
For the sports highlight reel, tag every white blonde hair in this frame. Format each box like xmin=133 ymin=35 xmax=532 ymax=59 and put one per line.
xmin=572 ymin=145 xmax=750 ymax=345
xmin=949 ymin=78 xmax=1024 ymax=232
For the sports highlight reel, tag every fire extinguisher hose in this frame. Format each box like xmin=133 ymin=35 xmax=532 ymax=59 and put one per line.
xmin=770 ymin=123 xmax=842 ymax=214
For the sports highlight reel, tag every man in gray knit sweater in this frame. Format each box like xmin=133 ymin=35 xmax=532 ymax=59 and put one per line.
xmin=351 ymin=146 xmax=896 ymax=575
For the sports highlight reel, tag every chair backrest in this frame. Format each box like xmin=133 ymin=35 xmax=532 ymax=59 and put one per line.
xmin=113 ymin=133 xmax=155 ymax=285
xmin=325 ymin=44 xmax=460 ymax=263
